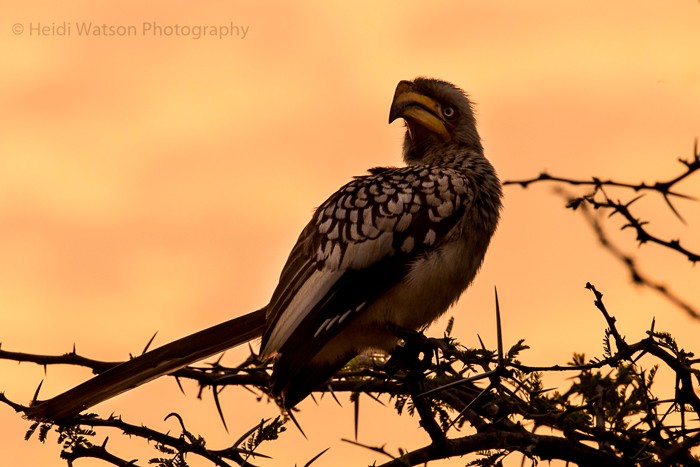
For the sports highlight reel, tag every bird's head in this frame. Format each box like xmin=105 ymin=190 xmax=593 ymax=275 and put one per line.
xmin=389 ymin=77 xmax=481 ymax=164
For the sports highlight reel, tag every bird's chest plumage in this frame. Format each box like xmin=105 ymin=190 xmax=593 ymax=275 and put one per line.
xmin=373 ymin=210 xmax=494 ymax=330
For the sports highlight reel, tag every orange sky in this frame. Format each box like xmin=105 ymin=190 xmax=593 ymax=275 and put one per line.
xmin=1 ymin=2 xmax=699 ymax=466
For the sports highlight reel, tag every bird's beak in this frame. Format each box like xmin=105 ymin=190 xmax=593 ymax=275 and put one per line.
xmin=388 ymin=80 xmax=451 ymax=142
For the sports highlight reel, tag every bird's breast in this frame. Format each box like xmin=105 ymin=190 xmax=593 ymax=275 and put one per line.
xmin=385 ymin=227 xmax=490 ymax=329
xmin=309 ymin=230 xmax=490 ymax=366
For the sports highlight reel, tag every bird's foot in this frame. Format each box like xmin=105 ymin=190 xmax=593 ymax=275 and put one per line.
xmin=383 ymin=325 xmax=439 ymax=376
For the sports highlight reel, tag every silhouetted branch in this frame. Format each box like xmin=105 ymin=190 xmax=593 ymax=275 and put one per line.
xmin=505 ymin=141 xmax=700 ymax=318
xmin=3 ymin=282 xmax=699 ymax=465
xmin=378 ymin=430 xmax=628 ymax=467
xmin=574 ymin=195 xmax=699 ymax=318
xmin=505 ymin=140 xmax=700 ymax=203
xmin=18 ymin=407 xmax=281 ymax=467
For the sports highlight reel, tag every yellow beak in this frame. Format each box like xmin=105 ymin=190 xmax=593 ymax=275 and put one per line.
xmin=388 ymin=80 xmax=451 ymax=142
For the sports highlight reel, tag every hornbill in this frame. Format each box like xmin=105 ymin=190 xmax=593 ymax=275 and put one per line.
xmin=27 ymin=77 xmax=502 ymax=421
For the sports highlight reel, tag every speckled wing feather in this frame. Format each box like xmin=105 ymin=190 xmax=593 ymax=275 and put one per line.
xmin=260 ymin=164 xmax=476 ymax=361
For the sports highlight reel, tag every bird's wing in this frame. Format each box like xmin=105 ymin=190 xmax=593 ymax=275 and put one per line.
xmin=260 ymin=164 xmax=476 ymax=360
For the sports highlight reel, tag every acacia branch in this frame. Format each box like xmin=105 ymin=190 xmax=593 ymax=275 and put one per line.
xmin=505 ymin=142 xmax=700 ymax=318
xmin=3 ymin=281 xmax=699 ymax=466
xmin=575 ymin=195 xmax=699 ymax=318
xmin=504 ymin=140 xmax=700 ymax=201
xmin=378 ymin=429 xmax=626 ymax=467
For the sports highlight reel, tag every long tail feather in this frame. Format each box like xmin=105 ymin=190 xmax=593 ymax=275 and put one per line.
xmin=27 ymin=308 xmax=267 ymax=421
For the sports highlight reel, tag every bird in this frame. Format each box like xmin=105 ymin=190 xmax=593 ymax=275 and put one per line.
xmin=26 ymin=77 xmax=502 ymax=421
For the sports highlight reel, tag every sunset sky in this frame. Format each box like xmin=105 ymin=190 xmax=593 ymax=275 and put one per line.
xmin=1 ymin=2 xmax=699 ymax=466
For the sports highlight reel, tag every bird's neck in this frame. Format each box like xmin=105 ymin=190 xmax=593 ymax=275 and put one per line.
xmin=402 ymin=137 xmax=483 ymax=166
xmin=403 ymin=142 xmax=482 ymax=169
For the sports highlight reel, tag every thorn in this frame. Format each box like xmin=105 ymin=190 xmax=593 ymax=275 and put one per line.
xmin=354 ymin=393 xmax=359 ymax=441
xmin=664 ymin=190 xmax=696 ymax=201
xmin=207 ymin=352 xmax=225 ymax=368
xmin=303 ymin=447 xmax=330 ymax=467
xmin=662 ymin=193 xmax=687 ymax=224
xmin=495 ymin=287 xmax=504 ymax=367
xmin=31 ymin=380 xmax=45 ymax=405
xmin=418 ymin=370 xmax=496 ymax=397
xmin=447 ymin=381 xmax=495 ymax=431
xmin=287 ymin=409 xmax=307 ymax=439
xmin=476 ymin=334 xmax=487 ymax=351
xmin=174 ymin=376 xmax=185 ymax=395
xmin=625 ymin=194 xmax=645 ymax=208
xmin=211 ymin=385 xmax=228 ymax=432
xmin=530 ymin=387 xmax=557 ymax=396
xmin=165 ymin=412 xmax=186 ymax=430
xmin=365 ymin=392 xmax=385 ymax=406
xmin=328 ymin=384 xmax=341 ymax=407
xmin=142 ymin=332 xmax=158 ymax=355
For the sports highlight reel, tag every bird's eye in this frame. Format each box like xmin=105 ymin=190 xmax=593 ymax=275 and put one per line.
xmin=443 ymin=107 xmax=456 ymax=119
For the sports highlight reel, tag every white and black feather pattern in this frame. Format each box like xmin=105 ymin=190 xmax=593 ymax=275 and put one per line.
xmin=309 ymin=164 xmax=475 ymax=270
xmin=260 ymin=162 xmax=477 ymax=359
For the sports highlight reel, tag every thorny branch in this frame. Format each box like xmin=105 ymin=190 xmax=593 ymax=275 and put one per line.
xmin=505 ymin=141 xmax=700 ymax=318
xmin=505 ymin=139 xmax=700 ymax=209
xmin=2 ymin=281 xmax=699 ymax=466
xmin=575 ymin=194 xmax=698 ymax=318
xmin=0 ymin=392 xmax=286 ymax=467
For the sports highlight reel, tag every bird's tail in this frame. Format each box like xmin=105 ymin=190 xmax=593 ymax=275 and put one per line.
xmin=26 ymin=308 xmax=267 ymax=421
